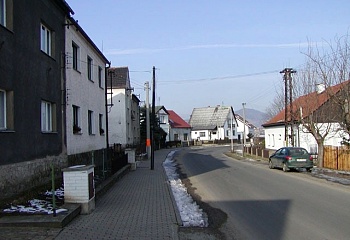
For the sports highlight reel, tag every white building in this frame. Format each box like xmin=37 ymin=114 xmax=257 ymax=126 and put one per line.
xmin=155 ymin=106 xmax=170 ymax=141
xmin=263 ymin=81 xmax=349 ymax=153
xmin=189 ymin=106 xmax=237 ymax=141
xmin=65 ymin=16 xmax=109 ymax=155
xmin=107 ymin=67 xmax=140 ymax=147
xmin=168 ymin=110 xmax=192 ymax=142
xmin=235 ymin=114 xmax=257 ymax=144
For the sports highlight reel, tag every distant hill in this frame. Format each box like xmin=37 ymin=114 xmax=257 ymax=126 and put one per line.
xmin=235 ymin=108 xmax=269 ymax=128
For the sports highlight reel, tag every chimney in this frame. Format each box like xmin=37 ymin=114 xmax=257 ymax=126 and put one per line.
xmin=316 ymin=83 xmax=326 ymax=94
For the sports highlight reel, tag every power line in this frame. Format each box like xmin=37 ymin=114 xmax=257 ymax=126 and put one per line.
xmin=157 ymin=70 xmax=280 ymax=85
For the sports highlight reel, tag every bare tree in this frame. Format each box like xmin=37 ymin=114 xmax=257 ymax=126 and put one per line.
xmin=297 ymin=34 xmax=350 ymax=167
xmin=265 ymin=84 xmax=285 ymax=120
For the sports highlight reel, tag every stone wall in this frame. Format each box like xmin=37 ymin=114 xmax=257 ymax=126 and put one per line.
xmin=0 ymin=154 xmax=68 ymax=200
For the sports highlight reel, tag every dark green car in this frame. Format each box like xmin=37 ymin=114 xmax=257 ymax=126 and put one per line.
xmin=269 ymin=147 xmax=314 ymax=172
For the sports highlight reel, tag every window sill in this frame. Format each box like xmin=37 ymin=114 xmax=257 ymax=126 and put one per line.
xmin=73 ymin=132 xmax=82 ymax=135
xmin=41 ymin=131 xmax=58 ymax=134
xmin=0 ymin=129 xmax=15 ymax=133
xmin=40 ymin=50 xmax=55 ymax=61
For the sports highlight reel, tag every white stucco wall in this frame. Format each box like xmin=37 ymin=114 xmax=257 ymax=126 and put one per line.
xmin=158 ymin=110 xmax=170 ymax=141
xmin=65 ymin=23 xmax=107 ymax=155
xmin=169 ymin=128 xmax=192 ymax=141
xmin=236 ymin=118 xmax=252 ymax=142
xmin=264 ymin=125 xmax=285 ymax=150
xmin=108 ymin=91 xmax=127 ymax=145
xmin=265 ymin=123 xmax=346 ymax=153
xmin=191 ymin=130 xmax=211 ymax=141
xmin=107 ymin=90 xmax=140 ymax=146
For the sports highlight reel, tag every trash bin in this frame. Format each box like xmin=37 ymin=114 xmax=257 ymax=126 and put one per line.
xmin=62 ymin=165 xmax=95 ymax=214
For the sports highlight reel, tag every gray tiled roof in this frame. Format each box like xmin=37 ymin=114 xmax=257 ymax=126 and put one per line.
xmin=189 ymin=106 xmax=232 ymax=130
xmin=107 ymin=67 xmax=130 ymax=89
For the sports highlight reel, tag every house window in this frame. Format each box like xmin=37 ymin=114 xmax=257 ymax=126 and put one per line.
xmin=159 ymin=115 xmax=166 ymax=124
xmin=41 ymin=100 xmax=54 ymax=132
xmin=87 ymin=56 xmax=93 ymax=81
xmin=99 ymin=113 xmax=104 ymax=135
xmin=200 ymin=132 xmax=205 ymax=137
xmin=72 ymin=105 xmax=81 ymax=133
xmin=40 ymin=23 xmax=51 ymax=56
xmin=0 ymin=90 xmax=5 ymax=129
xmin=174 ymin=134 xmax=179 ymax=141
xmin=0 ymin=0 xmax=5 ymax=26
xmin=72 ymin=42 xmax=79 ymax=71
xmin=98 ymin=67 xmax=103 ymax=88
xmin=88 ymin=110 xmax=94 ymax=135
xmin=184 ymin=133 xmax=188 ymax=141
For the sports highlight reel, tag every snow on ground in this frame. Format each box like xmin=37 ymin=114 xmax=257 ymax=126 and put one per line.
xmin=2 ymin=187 xmax=67 ymax=215
xmin=163 ymin=150 xmax=208 ymax=227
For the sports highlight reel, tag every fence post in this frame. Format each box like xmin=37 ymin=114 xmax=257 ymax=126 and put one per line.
xmin=336 ymin=146 xmax=339 ymax=170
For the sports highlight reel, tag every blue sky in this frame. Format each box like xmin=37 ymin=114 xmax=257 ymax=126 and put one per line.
xmin=67 ymin=0 xmax=350 ymax=119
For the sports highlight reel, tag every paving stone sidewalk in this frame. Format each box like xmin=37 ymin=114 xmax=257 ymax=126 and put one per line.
xmin=55 ymin=149 xmax=180 ymax=240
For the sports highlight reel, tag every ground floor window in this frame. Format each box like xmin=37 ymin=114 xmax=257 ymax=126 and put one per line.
xmin=41 ymin=100 xmax=55 ymax=132
xmin=0 ymin=89 xmax=5 ymax=129
xmin=184 ymin=133 xmax=188 ymax=141
xmin=88 ymin=110 xmax=94 ymax=135
xmin=73 ymin=105 xmax=81 ymax=133
xmin=200 ymin=132 xmax=205 ymax=137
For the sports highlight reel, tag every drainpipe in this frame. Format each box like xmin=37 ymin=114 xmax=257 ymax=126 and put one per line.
xmin=105 ymin=61 xmax=111 ymax=149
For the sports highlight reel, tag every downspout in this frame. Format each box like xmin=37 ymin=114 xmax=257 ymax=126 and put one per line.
xmin=105 ymin=61 xmax=111 ymax=149
xmin=61 ymin=18 xmax=68 ymax=155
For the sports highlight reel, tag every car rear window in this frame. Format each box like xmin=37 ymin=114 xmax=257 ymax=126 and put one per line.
xmin=289 ymin=148 xmax=308 ymax=156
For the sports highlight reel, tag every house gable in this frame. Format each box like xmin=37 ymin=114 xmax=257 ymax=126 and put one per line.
xmin=263 ymin=80 xmax=350 ymax=127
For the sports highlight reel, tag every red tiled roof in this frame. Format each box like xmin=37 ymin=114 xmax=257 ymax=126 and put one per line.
xmin=168 ymin=110 xmax=191 ymax=128
xmin=263 ymin=80 xmax=350 ymax=127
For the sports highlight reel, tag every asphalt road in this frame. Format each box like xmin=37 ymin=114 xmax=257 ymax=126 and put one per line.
xmin=176 ymin=146 xmax=350 ymax=240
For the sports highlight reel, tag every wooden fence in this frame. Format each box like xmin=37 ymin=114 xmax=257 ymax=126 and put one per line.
xmin=323 ymin=146 xmax=350 ymax=171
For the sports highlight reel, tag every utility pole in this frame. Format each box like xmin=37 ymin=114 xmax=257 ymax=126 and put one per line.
xmin=242 ymin=103 xmax=246 ymax=156
xmin=151 ymin=66 xmax=156 ymax=170
xmin=230 ymin=107 xmax=234 ymax=153
xmin=144 ymin=82 xmax=151 ymax=160
xmin=280 ymin=68 xmax=296 ymax=147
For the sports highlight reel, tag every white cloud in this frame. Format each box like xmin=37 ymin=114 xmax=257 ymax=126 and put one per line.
xmin=106 ymin=42 xmax=324 ymax=55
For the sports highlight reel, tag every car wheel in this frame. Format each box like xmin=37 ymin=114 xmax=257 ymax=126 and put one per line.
xmin=269 ymin=160 xmax=274 ymax=169
xmin=306 ymin=168 xmax=312 ymax=172
xmin=282 ymin=163 xmax=289 ymax=172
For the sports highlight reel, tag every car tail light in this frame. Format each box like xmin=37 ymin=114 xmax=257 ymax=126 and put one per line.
xmin=285 ymin=156 xmax=292 ymax=161
xmin=309 ymin=156 xmax=313 ymax=161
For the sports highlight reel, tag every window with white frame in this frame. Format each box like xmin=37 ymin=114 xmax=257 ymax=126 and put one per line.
xmin=72 ymin=105 xmax=81 ymax=133
xmin=41 ymin=100 xmax=53 ymax=132
xmin=98 ymin=66 xmax=103 ymax=88
xmin=200 ymin=132 xmax=205 ymax=137
xmin=87 ymin=56 xmax=93 ymax=81
xmin=88 ymin=110 xmax=94 ymax=135
xmin=0 ymin=89 xmax=6 ymax=129
xmin=159 ymin=115 xmax=166 ymax=124
xmin=72 ymin=42 xmax=79 ymax=71
xmin=40 ymin=23 xmax=51 ymax=55
xmin=0 ymin=0 xmax=6 ymax=26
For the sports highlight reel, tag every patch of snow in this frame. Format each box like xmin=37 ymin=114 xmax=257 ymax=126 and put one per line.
xmin=2 ymin=188 xmax=67 ymax=215
xmin=163 ymin=150 xmax=208 ymax=227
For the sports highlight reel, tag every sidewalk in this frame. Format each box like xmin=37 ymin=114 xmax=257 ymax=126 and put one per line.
xmin=55 ymin=148 xmax=180 ymax=240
